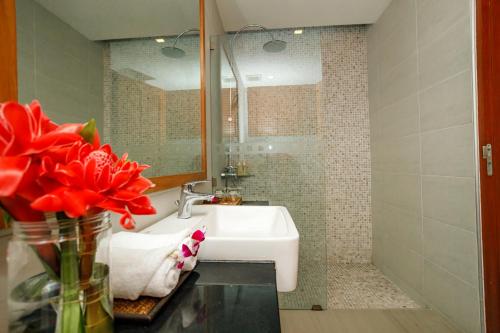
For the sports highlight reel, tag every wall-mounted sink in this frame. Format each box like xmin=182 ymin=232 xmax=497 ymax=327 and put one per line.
xmin=142 ymin=205 xmax=299 ymax=292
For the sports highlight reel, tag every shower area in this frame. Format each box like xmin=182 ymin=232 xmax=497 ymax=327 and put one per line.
xmin=210 ymin=25 xmax=417 ymax=310
xmin=209 ymin=2 xmax=482 ymax=329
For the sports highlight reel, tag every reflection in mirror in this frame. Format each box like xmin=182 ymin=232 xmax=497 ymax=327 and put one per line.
xmin=15 ymin=0 xmax=203 ymax=179
xmin=104 ymin=32 xmax=201 ymax=177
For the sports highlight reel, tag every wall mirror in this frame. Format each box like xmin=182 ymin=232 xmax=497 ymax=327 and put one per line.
xmin=8 ymin=0 xmax=206 ymax=197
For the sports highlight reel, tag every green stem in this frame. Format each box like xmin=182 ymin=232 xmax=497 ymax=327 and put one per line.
xmin=60 ymin=239 xmax=84 ymax=333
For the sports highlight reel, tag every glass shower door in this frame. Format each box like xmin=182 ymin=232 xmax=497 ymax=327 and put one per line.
xmin=210 ymin=31 xmax=328 ymax=309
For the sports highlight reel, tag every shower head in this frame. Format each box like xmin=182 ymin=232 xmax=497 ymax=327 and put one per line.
xmin=161 ymin=28 xmax=199 ymax=59
xmin=161 ymin=46 xmax=186 ymax=58
xmin=263 ymin=39 xmax=287 ymax=53
xmin=230 ymin=24 xmax=287 ymax=54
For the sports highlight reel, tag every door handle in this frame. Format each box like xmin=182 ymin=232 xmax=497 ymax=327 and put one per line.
xmin=483 ymin=144 xmax=493 ymax=176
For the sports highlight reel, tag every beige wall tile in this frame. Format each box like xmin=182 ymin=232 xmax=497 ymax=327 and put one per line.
xmin=376 ymin=0 xmax=416 ymax=43
xmin=378 ymin=94 xmax=419 ymax=140
xmin=418 ymin=17 xmax=472 ymax=90
xmin=421 ymin=124 xmax=475 ymax=177
xmin=384 ymin=203 xmax=422 ymax=254
xmin=416 ymin=0 xmax=470 ymax=47
xmin=378 ymin=22 xmax=417 ymax=76
xmin=422 ymin=175 xmax=477 ymax=232
xmin=384 ymin=240 xmax=423 ymax=293
xmin=379 ymin=53 xmax=418 ymax=108
xmin=419 ymin=70 xmax=473 ymax=132
xmin=375 ymin=135 xmax=420 ymax=174
xmin=423 ymin=260 xmax=481 ymax=333
xmin=423 ymin=218 xmax=479 ymax=286
xmin=382 ymin=173 xmax=421 ymax=214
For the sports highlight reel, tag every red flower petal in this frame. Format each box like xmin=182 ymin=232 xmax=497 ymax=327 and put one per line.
xmin=110 ymin=170 xmax=132 ymax=189
xmin=109 ymin=190 xmax=142 ymax=201
xmin=1 ymin=102 xmax=33 ymax=154
xmin=97 ymin=199 xmax=135 ymax=229
xmin=191 ymin=229 xmax=206 ymax=242
xmin=127 ymin=195 xmax=156 ymax=215
xmin=181 ymin=244 xmax=193 ymax=258
xmin=0 ymin=156 xmax=31 ymax=196
xmin=97 ymin=164 xmax=111 ymax=191
xmin=31 ymin=193 xmax=64 ymax=212
xmin=125 ymin=177 xmax=154 ymax=194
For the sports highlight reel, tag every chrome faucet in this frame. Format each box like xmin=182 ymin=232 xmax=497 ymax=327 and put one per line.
xmin=177 ymin=181 xmax=214 ymax=219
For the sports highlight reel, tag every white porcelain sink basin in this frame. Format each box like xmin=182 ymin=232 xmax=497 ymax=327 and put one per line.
xmin=141 ymin=205 xmax=299 ymax=292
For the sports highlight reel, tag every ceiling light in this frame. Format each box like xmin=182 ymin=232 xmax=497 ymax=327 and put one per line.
xmin=294 ymin=29 xmax=303 ymax=35
xmin=155 ymin=38 xmax=165 ymax=43
xmin=267 ymin=75 xmax=274 ymax=79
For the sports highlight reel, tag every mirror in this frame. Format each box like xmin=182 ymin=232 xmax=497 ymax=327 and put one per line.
xmin=14 ymin=0 xmax=205 ymax=185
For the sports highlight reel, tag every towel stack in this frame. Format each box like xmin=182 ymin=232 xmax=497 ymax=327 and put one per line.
xmin=108 ymin=227 xmax=206 ymax=300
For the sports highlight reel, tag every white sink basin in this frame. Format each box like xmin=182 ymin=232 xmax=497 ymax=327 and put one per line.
xmin=141 ymin=205 xmax=299 ymax=292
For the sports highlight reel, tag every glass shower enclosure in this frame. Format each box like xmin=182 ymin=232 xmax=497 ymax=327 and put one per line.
xmin=210 ymin=29 xmax=328 ymax=309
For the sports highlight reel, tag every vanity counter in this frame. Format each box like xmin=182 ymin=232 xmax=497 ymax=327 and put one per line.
xmin=114 ymin=261 xmax=281 ymax=333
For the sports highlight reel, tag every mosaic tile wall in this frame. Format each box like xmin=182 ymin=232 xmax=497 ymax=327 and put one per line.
xmin=103 ymin=45 xmax=202 ymax=178
xmin=319 ymin=27 xmax=371 ymax=264
xmin=247 ymin=85 xmax=319 ymax=137
xmin=216 ymin=26 xmax=371 ymax=308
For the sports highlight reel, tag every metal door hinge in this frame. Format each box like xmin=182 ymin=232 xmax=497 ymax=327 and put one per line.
xmin=482 ymin=144 xmax=493 ymax=176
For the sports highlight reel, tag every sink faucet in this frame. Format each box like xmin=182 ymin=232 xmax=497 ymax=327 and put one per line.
xmin=177 ymin=181 xmax=215 ymax=219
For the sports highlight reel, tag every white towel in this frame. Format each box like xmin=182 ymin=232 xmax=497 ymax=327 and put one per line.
xmin=110 ymin=229 xmax=190 ymax=300
xmin=143 ymin=255 xmax=180 ymax=297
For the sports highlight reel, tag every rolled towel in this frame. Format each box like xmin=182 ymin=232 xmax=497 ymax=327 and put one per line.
xmin=143 ymin=255 xmax=180 ymax=298
xmin=110 ymin=229 xmax=190 ymax=300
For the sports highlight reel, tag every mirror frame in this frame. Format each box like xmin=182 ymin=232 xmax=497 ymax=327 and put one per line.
xmin=0 ymin=0 xmax=207 ymax=194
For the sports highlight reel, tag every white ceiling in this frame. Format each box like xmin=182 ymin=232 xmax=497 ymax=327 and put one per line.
xmin=35 ymin=0 xmax=199 ymax=40
xmin=215 ymin=0 xmax=391 ymax=32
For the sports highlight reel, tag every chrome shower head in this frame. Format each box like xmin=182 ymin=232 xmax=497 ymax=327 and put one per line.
xmin=160 ymin=28 xmax=199 ymax=59
xmin=263 ymin=39 xmax=287 ymax=53
xmin=230 ymin=24 xmax=287 ymax=54
xmin=161 ymin=46 xmax=186 ymax=58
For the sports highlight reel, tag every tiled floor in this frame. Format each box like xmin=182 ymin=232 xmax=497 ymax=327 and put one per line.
xmin=280 ymin=309 xmax=460 ymax=333
xmin=328 ymin=263 xmax=420 ymax=309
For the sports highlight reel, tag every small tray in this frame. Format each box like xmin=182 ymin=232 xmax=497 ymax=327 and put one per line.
xmin=218 ymin=197 xmax=242 ymax=205
xmin=113 ymin=269 xmax=194 ymax=322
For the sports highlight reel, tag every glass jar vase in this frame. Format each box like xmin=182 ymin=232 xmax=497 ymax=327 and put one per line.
xmin=7 ymin=212 xmax=113 ymax=333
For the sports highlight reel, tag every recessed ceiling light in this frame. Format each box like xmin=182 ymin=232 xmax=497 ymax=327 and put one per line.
xmin=294 ymin=29 xmax=303 ymax=35
xmin=155 ymin=38 xmax=165 ymax=43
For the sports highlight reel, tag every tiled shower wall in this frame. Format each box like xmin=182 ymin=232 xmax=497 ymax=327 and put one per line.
xmin=368 ymin=0 xmax=481 ymax=332
xmin=224 ymin=26 xmax=371 ymax=308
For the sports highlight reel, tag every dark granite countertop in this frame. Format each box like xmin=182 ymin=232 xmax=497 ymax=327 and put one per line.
xmin=114 ymin=261 xmax=281 ymax=333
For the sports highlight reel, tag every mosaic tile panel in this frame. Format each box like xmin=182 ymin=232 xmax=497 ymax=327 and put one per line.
xmin=319 ymin=26 xmax=372 ymax=264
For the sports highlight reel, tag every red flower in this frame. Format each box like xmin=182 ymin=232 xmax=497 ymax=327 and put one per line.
xmin=32 ymin=141 xmax=156 ymax=229
xmin=0 ymin=101 xmax=84 ymax=220
xmin=0 ymin=101 xmax=156 ymax=229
